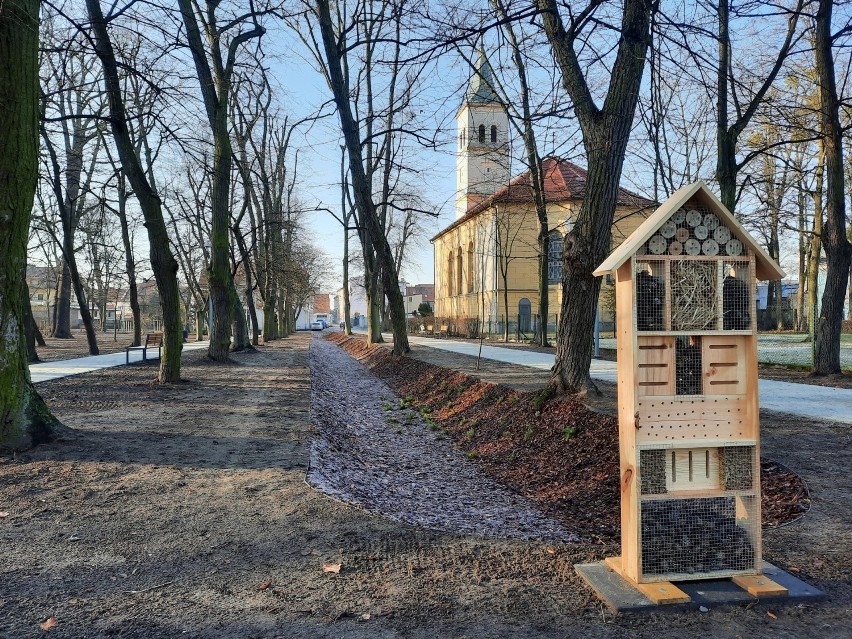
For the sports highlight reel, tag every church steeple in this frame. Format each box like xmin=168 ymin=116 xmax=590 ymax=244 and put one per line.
xmin=465 ymin=51 xmax=501 ymax=105
xmin=455 ymin=52 xmax=509 ymax=219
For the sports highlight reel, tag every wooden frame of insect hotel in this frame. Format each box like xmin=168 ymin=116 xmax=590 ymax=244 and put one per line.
xmin=593 ymin=181 xmax=786 ymax=595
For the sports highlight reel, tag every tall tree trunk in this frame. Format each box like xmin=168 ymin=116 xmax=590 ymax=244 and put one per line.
xmin=116 ymin=175 xmax=142 ymax=346
xmin=53 ymin=259 xmax=72 ymax=338
xmin=87 ymin=0 xmax=183 ymax=382
xmin=23 ymin=280 xmax=40 ymax=364
xmin=343 ymin=233 xmax=352 ymax=335
xmin=538 ymin=0 xmax=653 ymax=394
xmin=234 ymin=232 xmax=260 ymax=346
xmin=69 ymin=257 xmax=99 ymax=355
xmin=813 ymin=0 xmax=850 ymax=375
xmin=0 ymin=0 xmax=64 ymax=449
xmin=796 ymin=177 xmax=807 ymax=331
xmin=716 ymin=0 xmax=736 ymax=212
xmin=807 ymin=153 xmax=824 ymax=335
xmin=196 ymin=308 xmax=206 ymax=342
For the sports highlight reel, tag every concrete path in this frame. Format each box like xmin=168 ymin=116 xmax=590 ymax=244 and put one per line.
xmin=30 ymin=341 xmax=210 ymax=383
xmin=406 ymin=335 xmax=852 ymax=425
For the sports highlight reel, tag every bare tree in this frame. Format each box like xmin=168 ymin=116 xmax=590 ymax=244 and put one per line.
xmin=86 ymin=0 xmax=185 ymax=382
xmin=176 ymin=0 xmax=266 ymax=361
xmin=536 ymin=0 xmax=655 ymax=394
xmin=812 ymin=0 xmax=850 ymax=375
xmin=290 ymin=0 xmax=435 ymax=354
xmin=1 ymin=0 xmax=64 ymax=449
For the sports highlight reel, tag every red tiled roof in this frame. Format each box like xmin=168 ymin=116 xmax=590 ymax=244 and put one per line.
xmin=433 ymin=157 xmax=656 ymax=241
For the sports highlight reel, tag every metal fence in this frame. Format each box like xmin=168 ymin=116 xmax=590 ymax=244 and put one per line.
xmin=410 ymin=306 xmax=852 ymax=372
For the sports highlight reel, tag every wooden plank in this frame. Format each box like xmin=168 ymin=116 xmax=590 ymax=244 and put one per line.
xmin=731 ymin=575 xmax=789 ymax=598
xmin=664 ymin=447 xmax=720 ymax=492
xmin=637 ymin=336 xmax=675 ymax=396
xmin=617 ymin=261 xmax=641 ymax=582
xmin=703 ymin=335 xmax=746 ymax=395
xmin=636 ymin=396 xmax=751 ymax=442
xmin=604 ymin=557 xmax=692 ymax=604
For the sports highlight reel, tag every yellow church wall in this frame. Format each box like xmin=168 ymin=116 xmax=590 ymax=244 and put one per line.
xmin=433 ymin=199 xmax=651 ymax=334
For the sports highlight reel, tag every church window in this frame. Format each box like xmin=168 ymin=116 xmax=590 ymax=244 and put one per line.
xmin=490 ymin=125 xmax=497 ymax=143
xmin=478 ymin=124 xmax=485 ymax=143
xmin=467 ymin=242 xmax=474 ymax=293
xmin=548 ymin=230 xmax=563 ymax=284
xmin=457 ymin=248 xmax=463 ymax=295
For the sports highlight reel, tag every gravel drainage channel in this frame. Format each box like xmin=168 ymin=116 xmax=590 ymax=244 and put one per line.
xmin=307 ymin=336 xmax=577 ymax=541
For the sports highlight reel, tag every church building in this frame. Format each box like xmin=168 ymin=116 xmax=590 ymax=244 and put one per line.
xmin=431 ymin=54 xmax=656 ymax=337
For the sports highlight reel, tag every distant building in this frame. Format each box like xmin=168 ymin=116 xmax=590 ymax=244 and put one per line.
xmin=404 ymin=284 xmax=435 ymax=315
xmin=26 ymin=265 xmax=84 ymax=330
xmin=335 ymin=279 xmax=369 ymax=327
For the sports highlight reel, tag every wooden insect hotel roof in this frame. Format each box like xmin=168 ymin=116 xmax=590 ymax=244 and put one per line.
xmin=594 ymin=181 xmax=785 ymax=282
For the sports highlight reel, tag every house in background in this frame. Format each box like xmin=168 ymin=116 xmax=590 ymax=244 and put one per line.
xmin=26 ymin=264 xmax=84 ymax=331
xmin=335 ymin=279 xmax=369 ymax=328
xmin=404 ymin=284 xmax=435 ymax=316
xmin=431 ymin=55 xmax=655 ymax=337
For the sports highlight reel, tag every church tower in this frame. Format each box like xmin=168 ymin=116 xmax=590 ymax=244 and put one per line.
xmin=455 ymin=52 xmax=510 ymax=219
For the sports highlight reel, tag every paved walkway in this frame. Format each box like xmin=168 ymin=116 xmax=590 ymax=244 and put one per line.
xmin=30 ymin=341 xmax=210 ymax=383
xmin=406 ymin=335 xmax=852 ymax=425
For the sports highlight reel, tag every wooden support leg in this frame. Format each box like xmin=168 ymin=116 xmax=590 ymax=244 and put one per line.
xmin=731 ymin=575 xmax=789 ymax=598
xmin=604 ymin=556 xmax=692 ymax=605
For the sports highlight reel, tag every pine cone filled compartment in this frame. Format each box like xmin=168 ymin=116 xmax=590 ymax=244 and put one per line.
xmin=639 ymin=495 xmax=759 ymax=581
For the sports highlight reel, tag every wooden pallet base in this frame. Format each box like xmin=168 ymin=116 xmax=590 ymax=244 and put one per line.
xmin=603 ymin=556 xmax=788 ymax=604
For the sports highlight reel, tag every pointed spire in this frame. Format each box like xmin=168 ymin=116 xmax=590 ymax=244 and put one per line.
xmin=465 ymin=50 xmax=501 ymax=104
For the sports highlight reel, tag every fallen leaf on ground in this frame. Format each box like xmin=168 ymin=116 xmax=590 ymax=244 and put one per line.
xmin=257 ymin=579 xmax=272 ymax=591
xmin=40 ymin=617 xmax=58 ymax=630
xmin=788 ymin=566 xmax=801 ymax=573
xmin=546 ymin=547 xmax=556 ymax=555
xmin=361 ymin=613 xmax=371 ymax=620
xmin=767 ymin=611 xmax=778 ymax=620
xmin=322 ymin=563 xmax=342 ymax=574
xmin=0 ymin=512 xmax=9 ymax=518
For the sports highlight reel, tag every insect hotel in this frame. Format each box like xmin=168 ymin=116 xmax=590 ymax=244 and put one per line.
xmin=592 ymin=181 xmax=788 ymax=603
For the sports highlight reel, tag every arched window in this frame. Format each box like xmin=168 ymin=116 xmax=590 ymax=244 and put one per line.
xmin=467 ymin=241 xmax=475 ymax=293
xmin=548 ymin=230 xmax=563 ymax=284
xmin=490 ymin=125 xmax=497 ymax=143
xmin=478 ymin=124 xmax=485 ymax=143
xmin=457 ymin=247 xmax=463 ymax=295
xmin=518 ymin=298 xmax=532 ymax=333
xmin=447 ymin=250 xmax=454 ymax=297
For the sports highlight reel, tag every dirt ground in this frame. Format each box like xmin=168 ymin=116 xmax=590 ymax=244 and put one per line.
xmin=34 ymin=329 xmax=200 ymax=363
xmin=1 ymin=332 xmax=850 ymax=638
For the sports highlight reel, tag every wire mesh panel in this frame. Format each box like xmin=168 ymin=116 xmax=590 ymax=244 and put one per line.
xmin=640 ymin=496 xmax=758 ymax=580
xmin=722 ymin=261 xmax=753 ymax=331
xmin=671 ymin=261 xmax=718 ymax=331
xmin=675 ymin=336 xmax=703 ymax=395
xmin=719 ymin=445 xmax=756 ymax=491
xmin=640 ymin=449 xmax=668 ymax=495
xmin=635 ymin=260 xmax=666 ymax=331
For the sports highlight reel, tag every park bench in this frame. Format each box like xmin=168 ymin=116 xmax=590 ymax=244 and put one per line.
xmin=125 ymin=332 xmax=164 ymax=365
xmin=438 ymin=324 xmax=449 ymax=338
xmin=425 ymin=324 xmax=434 ymax=335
